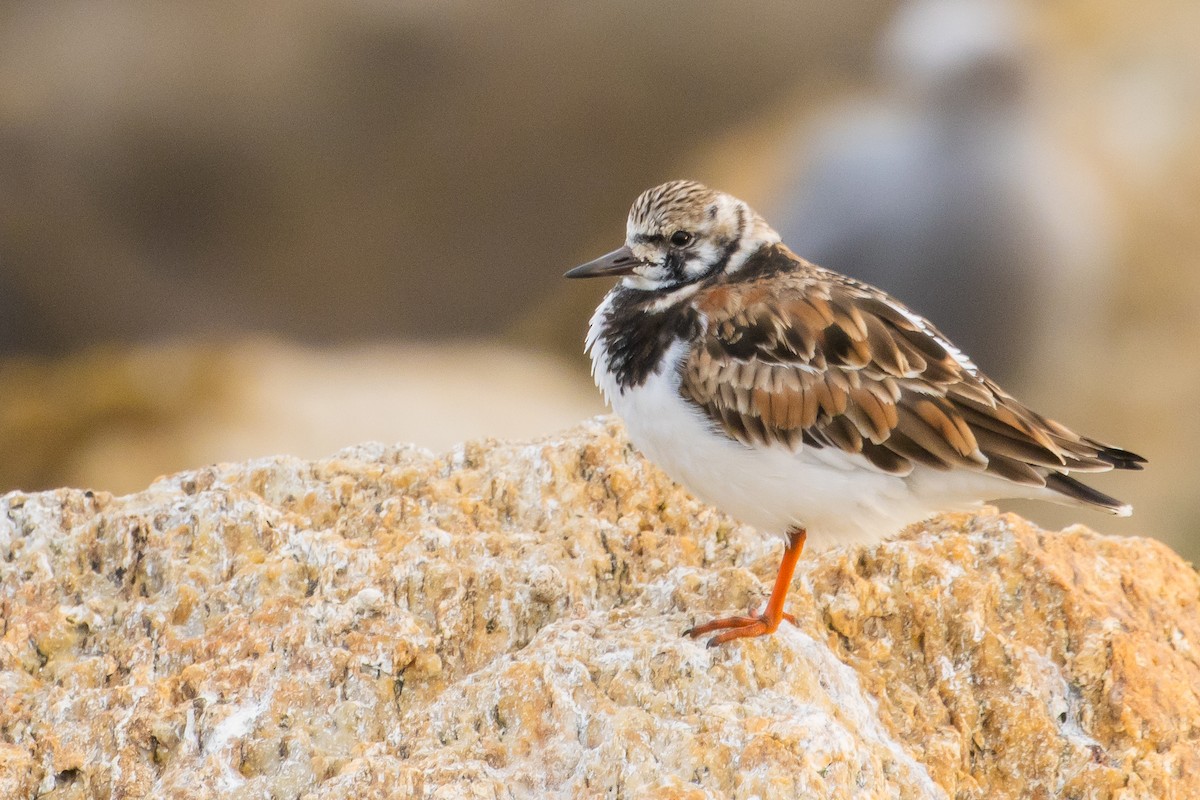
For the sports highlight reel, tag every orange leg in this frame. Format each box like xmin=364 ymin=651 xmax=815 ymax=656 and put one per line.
xmin=685 ymin=527 xmax=806 ymax=648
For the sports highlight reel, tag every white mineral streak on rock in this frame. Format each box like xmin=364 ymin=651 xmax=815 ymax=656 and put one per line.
xmin=206 ymin=695 xmax=271 ymax=792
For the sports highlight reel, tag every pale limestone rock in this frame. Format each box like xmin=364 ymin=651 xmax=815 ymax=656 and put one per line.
xmin=0 ymin=417 xmax=1196 ymax=799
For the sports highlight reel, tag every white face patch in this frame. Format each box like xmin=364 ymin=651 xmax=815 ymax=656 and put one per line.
xmin=622 ymin=264 xmax=671 ymax=291
xmin=682 ymin=240 xmax=725 ymax=279
xmin=617 ymin=242 xmax=670 ymax=291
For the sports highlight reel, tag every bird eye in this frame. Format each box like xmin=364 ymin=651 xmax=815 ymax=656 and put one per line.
xmin=670 ymin=230 xmax=694 ymax=247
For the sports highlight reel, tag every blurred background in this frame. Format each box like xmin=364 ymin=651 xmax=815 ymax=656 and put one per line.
xmin=1 ymin=0 xmax=1196 ymax=557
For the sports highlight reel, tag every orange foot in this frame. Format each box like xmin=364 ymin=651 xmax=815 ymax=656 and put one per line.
xmin=684 ymin=606 xmax=798 ymax=648
xmin=684 ymin=527 xmax=807 ymax=649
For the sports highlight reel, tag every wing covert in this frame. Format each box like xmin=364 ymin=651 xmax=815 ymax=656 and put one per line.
xmin=679 ymin=263 xmax=1120 ymax=485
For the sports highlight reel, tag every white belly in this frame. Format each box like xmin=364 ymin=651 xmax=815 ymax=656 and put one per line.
xmin=592 ymin=336 xmax=1016 ymax=549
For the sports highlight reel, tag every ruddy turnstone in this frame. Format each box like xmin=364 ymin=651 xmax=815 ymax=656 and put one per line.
xmin=566 ymin=179 xmax=1145 ymax=647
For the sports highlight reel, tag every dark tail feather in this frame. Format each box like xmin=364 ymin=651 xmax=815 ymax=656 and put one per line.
xmin=1087 ymin=439 xmax=1147 ymax=471
xmin=1044 ymin=473 xmax=1132 ymax=516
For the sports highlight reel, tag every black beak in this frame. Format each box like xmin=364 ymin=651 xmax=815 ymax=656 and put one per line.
xmin=564 ymin=245 xmax=644 ymax=279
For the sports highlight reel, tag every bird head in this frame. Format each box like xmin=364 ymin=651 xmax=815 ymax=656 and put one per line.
xmin=565 ymin=180 xmax=780 ymax=291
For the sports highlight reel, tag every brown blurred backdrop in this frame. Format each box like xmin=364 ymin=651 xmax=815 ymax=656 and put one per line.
xmin=1 ymin=1 xmax=1197 ymax=558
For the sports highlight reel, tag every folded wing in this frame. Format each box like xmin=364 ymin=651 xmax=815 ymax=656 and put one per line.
xmin=679 ymin=249 xmax=1145 ymax=511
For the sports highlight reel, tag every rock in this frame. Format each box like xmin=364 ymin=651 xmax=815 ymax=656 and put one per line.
xmin=0 ymin=417 xmax=1196 ymax=798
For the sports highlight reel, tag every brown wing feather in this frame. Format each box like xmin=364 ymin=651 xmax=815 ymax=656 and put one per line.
xmin=678 ymin=250 xmax=1145 ymax=500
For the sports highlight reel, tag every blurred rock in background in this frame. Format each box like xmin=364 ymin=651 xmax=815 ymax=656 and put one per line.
xmin=0 ymin=340 xmax=600 ymax=495
xmin=0 ymin=0 xmax=886 ymax=350
xmin=767 ymin=0 xmax=1116 ymax=386
xmin=0 ymin=0 xmax=1196 ymax=557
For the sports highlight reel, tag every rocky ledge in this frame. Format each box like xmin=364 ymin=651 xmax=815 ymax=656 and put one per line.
xmin=0 ymin=417 xmax=1196 ymax=799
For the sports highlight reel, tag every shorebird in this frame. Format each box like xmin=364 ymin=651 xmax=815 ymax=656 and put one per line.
xmin=567 ymin=180 xmax=1144 ymax=647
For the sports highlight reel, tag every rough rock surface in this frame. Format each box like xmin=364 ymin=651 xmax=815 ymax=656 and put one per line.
xmin=0 ymin=417 xmax=1196 ymax=799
